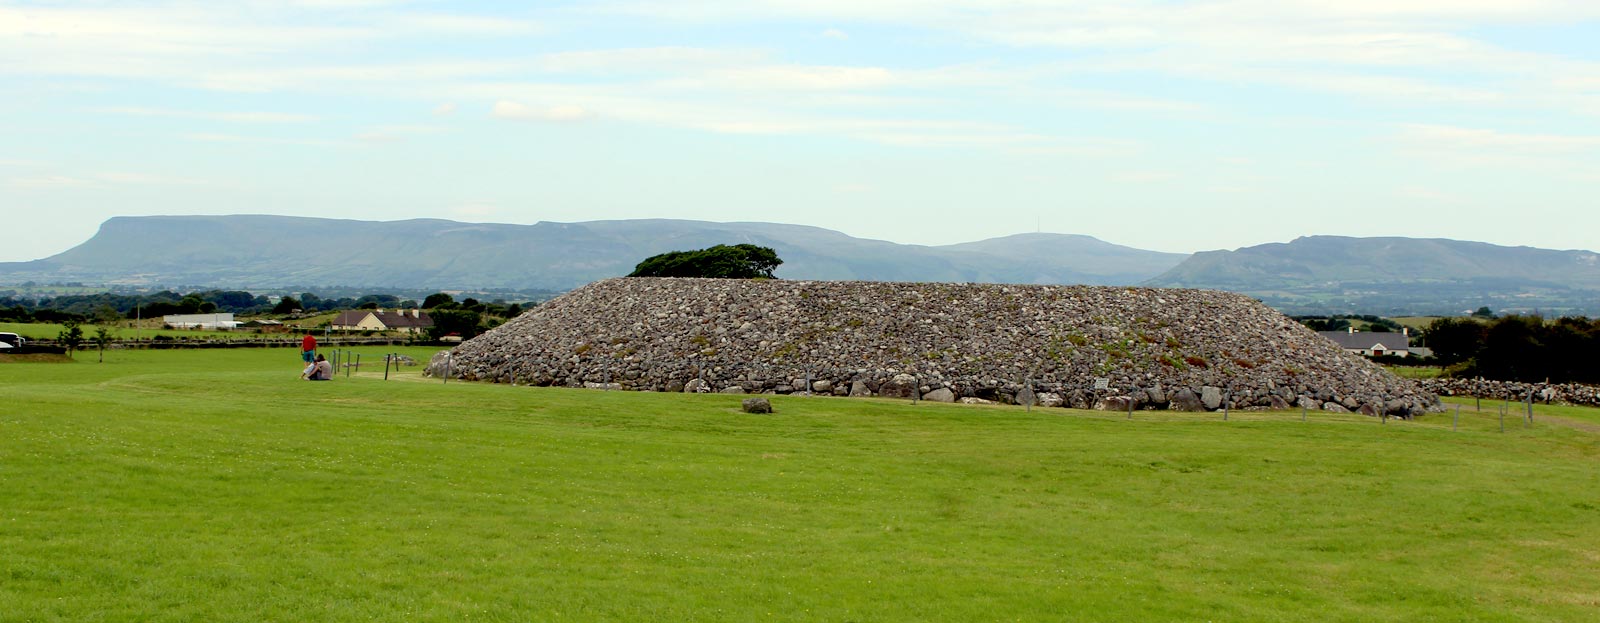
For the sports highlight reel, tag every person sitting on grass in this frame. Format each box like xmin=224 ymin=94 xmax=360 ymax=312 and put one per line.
xmin=303 ymin=354 xmax=334 ymax=381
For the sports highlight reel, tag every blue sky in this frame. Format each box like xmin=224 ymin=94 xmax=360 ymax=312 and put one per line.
xmin=4 ymin=0 xmax=1600 ymax=263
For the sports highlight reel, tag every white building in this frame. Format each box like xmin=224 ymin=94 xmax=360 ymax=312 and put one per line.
xmin=163 ymin=313 xmax=240 ymax=330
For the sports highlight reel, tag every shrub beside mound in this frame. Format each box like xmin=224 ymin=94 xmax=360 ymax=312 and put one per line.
xmin=433 ymin=278 xmax=1438 ymax=416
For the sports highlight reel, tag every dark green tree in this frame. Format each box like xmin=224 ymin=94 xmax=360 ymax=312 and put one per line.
xmin=1476 ymin=315 xmax=1544 ymax=381
xmin=90 ymin=325 xmax=113 ymax=363
xmin=427 ymin=309 xmax=484 ymax=341
xmin=628 ymin=244 xmax=783 ymax=279
xmin=422 ymin=292 xmax=455 ymax=309
xmin=57 ymin=319 xmax=85 ymax=358
xmin=272 ymin=296 xmax=301 ymax=315
xmin=1425 ymin=317 xmax=1486 ymax=365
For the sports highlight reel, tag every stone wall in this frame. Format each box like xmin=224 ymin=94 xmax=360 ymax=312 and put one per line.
xmin=1418 ymin=378 xmax=1600 ymax=408
xmin=432 ymin=278 xmax=1438 ymax=416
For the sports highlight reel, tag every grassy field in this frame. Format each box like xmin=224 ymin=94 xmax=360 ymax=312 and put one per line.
xmin=3 ymin=349 xmax=1598 ymax=621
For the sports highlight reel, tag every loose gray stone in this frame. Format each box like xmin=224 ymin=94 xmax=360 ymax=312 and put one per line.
xmin=1201 ymin=386 xmax=1223 ymax=410
xmin=741 ymin=398 xmax=772 ymax=414
xmin=720 ymin=386 xmax=747 ymax=394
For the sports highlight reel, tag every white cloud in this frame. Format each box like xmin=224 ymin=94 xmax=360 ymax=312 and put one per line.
xmin=353 ymin=124 xmax=444 ymax=143
xmin=8 ymin=171 xmax=206 ymax=189
xmin=8 ymin=175 xmax=91 ymax=189
xmin=537 ymin=47 xmax=761 ymax=74
xmin=492 ymin=101 xmax=596 ymax=122
xmin=1399 ymin=124 xmax=1600 ymax=153
xmin=434 ymin=102 xmax=458 ymax=116
xmin=93 ymin=107 xmax=318 ymax=123
xmin=704 ymin=66 xmax=896 ymax=91
xmin=821 ymin=28 xmax=848 ymax=40
xmin=186 ymin=133 xmax=340 ymax=146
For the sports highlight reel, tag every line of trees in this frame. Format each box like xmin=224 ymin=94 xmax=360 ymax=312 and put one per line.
xmin=0 ymin=290 xmax=434 ymax=322
xmin=1426 ymin=315 xmax=1600 ymax=384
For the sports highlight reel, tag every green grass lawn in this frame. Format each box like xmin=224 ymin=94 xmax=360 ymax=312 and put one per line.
xmin=3 ymin=349 xmax=1598 ymax=621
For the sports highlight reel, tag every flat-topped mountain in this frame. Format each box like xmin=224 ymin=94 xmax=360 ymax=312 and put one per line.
xmin=0 ymin=215 xmax=1186 ymax=290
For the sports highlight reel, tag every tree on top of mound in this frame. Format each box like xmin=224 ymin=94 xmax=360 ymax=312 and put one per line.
xmin=627 ymin=244 xmax=782 ymax=279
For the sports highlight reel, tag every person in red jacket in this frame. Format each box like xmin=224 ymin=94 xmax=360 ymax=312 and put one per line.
xmin=301 ymin=333 xmax=317 ymax=365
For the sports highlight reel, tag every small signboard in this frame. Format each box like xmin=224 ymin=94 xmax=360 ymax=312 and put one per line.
xmin=1093 ymin=377 xmax=1110 ymax=390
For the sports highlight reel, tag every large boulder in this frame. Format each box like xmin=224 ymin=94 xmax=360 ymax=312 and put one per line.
xmin=1171 ymin=388 xmax=1206 ymax=412
xmin=923 ymin=387 xmax=956 ymax=403
xmin=849 ymin=380 xmax=872 ymax=397
xmin=741 ymin=398 xmax=773 ymax=414
xmin=880 ymin=373 xmax=918 ymax=399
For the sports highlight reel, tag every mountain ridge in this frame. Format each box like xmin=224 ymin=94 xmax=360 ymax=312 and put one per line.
xmin=0 ymin=214 xmax=1187 ymax=291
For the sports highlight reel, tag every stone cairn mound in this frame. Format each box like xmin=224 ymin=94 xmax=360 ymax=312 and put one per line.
xmin=431 ymin=278 xmax=1439 ymax=417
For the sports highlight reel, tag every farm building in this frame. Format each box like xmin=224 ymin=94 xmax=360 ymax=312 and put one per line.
xmin=1317 ymin=329 xmax=1411 ymax=357
xmin=163 ymin=313 xmax=239 ymax=330
xmin=330 ymin=309 xmax=434 ymax=334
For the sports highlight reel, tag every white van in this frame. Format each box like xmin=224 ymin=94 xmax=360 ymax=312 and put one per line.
xmin=0 ymin=332 xmax=25 ymax=349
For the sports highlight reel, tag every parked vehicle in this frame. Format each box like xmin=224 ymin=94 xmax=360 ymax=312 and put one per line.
xmin=0 ymin=332 xmax=24 ymax=349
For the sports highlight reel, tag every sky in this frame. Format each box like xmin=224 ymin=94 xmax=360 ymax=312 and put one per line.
xmin=4 ymin=1 xmax=1600 ymax=263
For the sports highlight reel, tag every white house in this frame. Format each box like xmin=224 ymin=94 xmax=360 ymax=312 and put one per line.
xmin=330 ymin=309 xmax=434 ymax=334
xmin=1317 ymin=328 xmax=1411 ymax=357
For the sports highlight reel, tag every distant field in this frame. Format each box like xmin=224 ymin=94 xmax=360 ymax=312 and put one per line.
xmin=4 ymin=349 xmax=1599 ymax=621
xmin=0 ymin=319 xmax=368 ymax=342
xmin=1387 ymin=365 xmax=1445 ymax=379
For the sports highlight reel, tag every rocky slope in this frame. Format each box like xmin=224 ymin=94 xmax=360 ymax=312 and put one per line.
xmin=433 ymin=278 xmax=1438 ymax=416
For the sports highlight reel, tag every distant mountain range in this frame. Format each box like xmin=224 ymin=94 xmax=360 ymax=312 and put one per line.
xmin=0 ymin=215 xmax=1184 ymax=290
xmin=4 ymin=216 xmax=1598 ymax=315
xmin=1145 ymin=236 xmax=1600 ymax=315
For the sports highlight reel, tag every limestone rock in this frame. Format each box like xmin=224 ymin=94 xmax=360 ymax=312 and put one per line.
xmin=1201 ymin=386 xmax=1223 ymax=410
xmin=880 ymin=373 xmax=918 ymax=399
xmin=849 ymin=380 xmax=871 ymax=397
xmin=1037 ymin=392 xmax=1064 ymax=408
xmin=1171 ymin=388 xmax=1205 ymax=412
xmin=741 ymin=398 xmax=773 ymax=414
xmin=924 ymin=388 xmax=956 ymax=403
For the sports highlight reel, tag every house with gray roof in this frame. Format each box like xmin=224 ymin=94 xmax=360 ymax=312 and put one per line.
xmin=1317 ymin=329 xmax=1411 ymax=358
xmin=330 ymin=309 xmax=434 ymax=334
